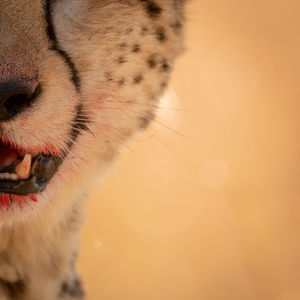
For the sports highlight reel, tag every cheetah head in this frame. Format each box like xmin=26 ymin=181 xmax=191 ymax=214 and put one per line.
xmin=0 ymin=0 xmax=185 ymax=224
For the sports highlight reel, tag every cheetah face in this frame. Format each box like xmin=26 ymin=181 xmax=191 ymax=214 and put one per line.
xmin=0 ymin=0 xmax=184 ymax=223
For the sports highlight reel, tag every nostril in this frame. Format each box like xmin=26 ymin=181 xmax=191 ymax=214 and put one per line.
xmin=0 ymin=84 xmax=41 ymax=120
xmin=4 ymin=91 xmax=34 ymax=116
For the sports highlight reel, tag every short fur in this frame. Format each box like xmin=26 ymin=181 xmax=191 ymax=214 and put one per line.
xmin=0 ymin=1 xmax=185 ymax=299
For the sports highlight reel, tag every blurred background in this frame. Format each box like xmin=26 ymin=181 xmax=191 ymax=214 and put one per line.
xmin=78 ymin=1 xmax=300 ymax=299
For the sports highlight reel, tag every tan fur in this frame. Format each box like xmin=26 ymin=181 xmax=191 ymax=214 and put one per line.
xmin=0 ymin=1 xmax=185 ymax=299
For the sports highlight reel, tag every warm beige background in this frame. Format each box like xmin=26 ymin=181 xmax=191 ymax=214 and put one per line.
xmin=79 ymin=1 xmax=300 ymax=299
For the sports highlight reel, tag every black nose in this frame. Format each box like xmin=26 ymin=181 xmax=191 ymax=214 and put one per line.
xmin=0 ymin=84 xmax=40 ymax=120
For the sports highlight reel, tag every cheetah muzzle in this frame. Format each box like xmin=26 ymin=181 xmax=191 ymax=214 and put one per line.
xmin=0 ymin=0 xmax=186 ymax=299
xmin=0 ymin=84 xmax=62 ymax=200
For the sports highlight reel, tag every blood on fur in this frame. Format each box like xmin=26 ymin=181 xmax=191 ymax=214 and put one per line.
xmin=0 ymin=193 xmax=38 ymax=209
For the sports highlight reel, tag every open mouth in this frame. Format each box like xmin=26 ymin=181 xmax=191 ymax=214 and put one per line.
xmin=0 ymin=140 xmax=63 ymax=197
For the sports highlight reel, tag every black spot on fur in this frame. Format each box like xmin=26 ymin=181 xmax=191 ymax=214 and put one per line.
xmin=118 ymin=78 xmax=125 ymax=86
xmin=161 ymin=81 xmax=168 ymax=89
xmin=139 ymin=111 xmax=155 ymax=129
xmin=117 ymin=56 xmax=127 ymax=64
xmin=59 ymin=278 xmax=84 ymax=299
xmin=132 ymin=44 xmax=141 ymax=53
xmin=171 ymin=21 xmax=183 ymax=33
xmin=161 ymin=59 xmax=172 ymax=72
xmin=141 ymin=26 xmax=149 ymax=35
xmin=0 ymin=279 xmax=26 ymax=298
xmin=156 ymin=27 xmax=167 ymax=42
xmin=134 ymin=75 xmax=144 ymax=84
xmin=140 ymin=0 xmax=162 ymax=18
xmin=125 ymin=27 xmax=134 ymax=34
xmin=146 ymin=2 xmax=162 ymax=18
xmin=147 ymin=56 xmax=158 ymax=69
xmin=105 ymin=72 xmax=113 ymax=82
xmin=120 ymin=42 xmax=128 ymax=48
xmin=44 ymin=1 xmax=80 ymax=91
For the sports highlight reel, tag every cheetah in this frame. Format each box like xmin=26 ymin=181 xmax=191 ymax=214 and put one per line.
xmin=0 ymin=1 xmax=186 ymax=299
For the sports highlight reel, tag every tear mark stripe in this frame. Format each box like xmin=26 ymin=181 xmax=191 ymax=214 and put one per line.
xmin=44 ymin=1 xmax=81 ymax=91
xmin=44 ymin=1 xmax=87 ymax=154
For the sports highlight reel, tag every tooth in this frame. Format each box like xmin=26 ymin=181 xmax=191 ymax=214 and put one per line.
xmin=10 ymin=174 xmax=19 ymax=181
xmin=15 ymin=154 xmax=32 ymax=179
xmin=0 ymin=173 xmax=19 ymax=180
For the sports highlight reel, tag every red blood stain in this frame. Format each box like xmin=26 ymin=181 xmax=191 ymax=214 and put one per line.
xmin=0 ymin=193 xmax=38 ymax=209
xmin=0 ymin=137 xmax=60 ymax=157
xmin=3 ymin=194 xmax=10 ymax=209
xmin=11 ymin=194 xmax=23 ymax=208
xmin=44 ymin=144 xmax=60 ymax=156
xmin=30 ymin=194 xmax=37 ymax=202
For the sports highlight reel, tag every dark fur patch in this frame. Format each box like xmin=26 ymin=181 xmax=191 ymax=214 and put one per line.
xmin=134 ymin=75 xmax=144 ymax=84
xmin=171 ymin=21 xmax=183 ymax=33
xmin=0 ymin=279 xmax=25 ymax=298
xmin=156 ymin=27 xmax=167 ymax=42
xmin=161 ymin=81 xmax=168 ymax=89
xmin=147 ymin=56 xmax=158 ymax=69
xmin=141 ymin=26 xmax=149 ymax=35
xmin=140 ymin=0 xmax=163 ymax=18
xmin=104 ymin=72 xmax=113 ymax=82
xmin=117 ymin=56 xmax=127 ymax=64
xmin=146 ymin=2 xmax=163 ymax=18
xmin=59 ymin=278 xmax=84 ymax=299
xmin=139 ymin=111 xmax=155 ymax=129
xmin=118 ymin=78 xmax=126 ymax=86
xmin=161 ymin=59 xmax=171 ymax=72
xmin=132 ymin=44 xmax=141 ymax=53
xmin=125 ymin=27 xmax=134 ymax=34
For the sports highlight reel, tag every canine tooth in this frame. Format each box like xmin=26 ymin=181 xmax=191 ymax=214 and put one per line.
xmin=15 ymin=154 xmax=32 ymax=179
